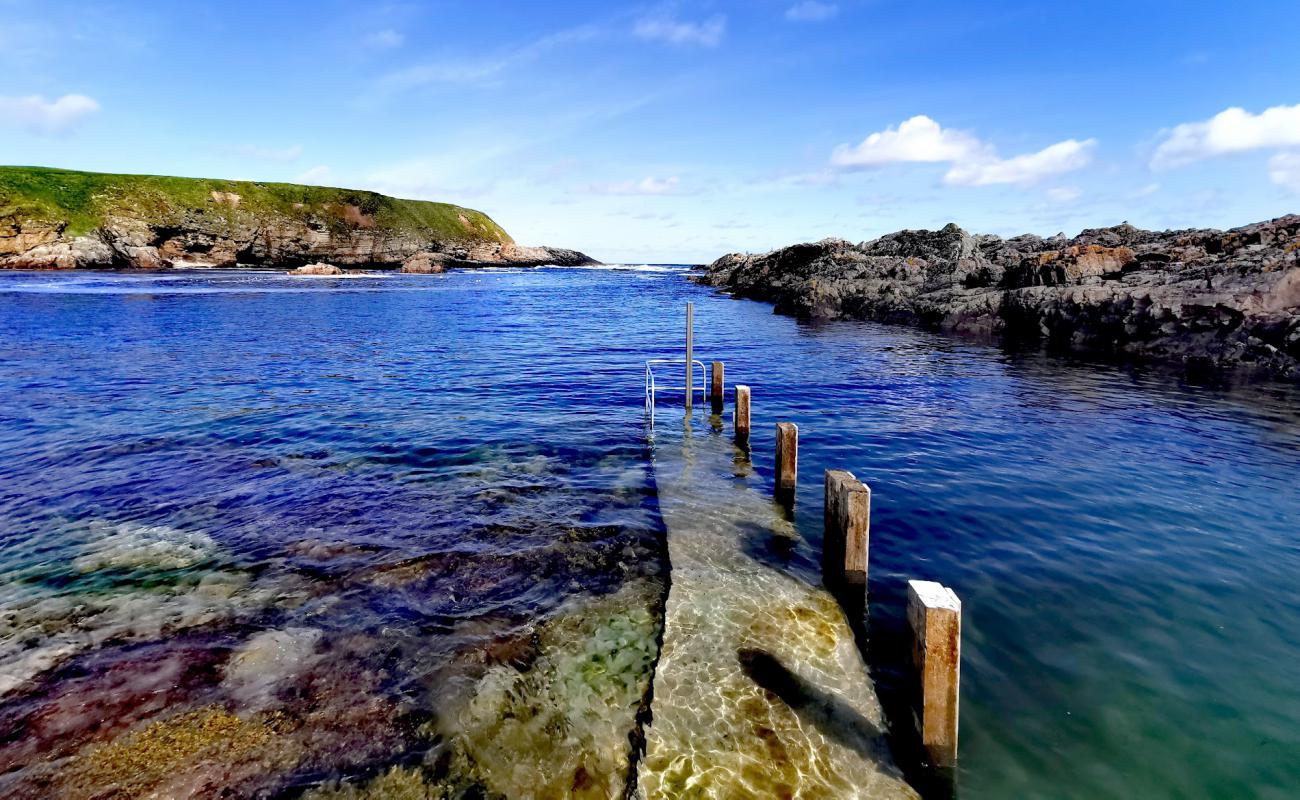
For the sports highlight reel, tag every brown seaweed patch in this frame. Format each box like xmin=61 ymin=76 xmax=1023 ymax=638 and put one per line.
xmin=61 ymin=707 xmax=296 ymax=798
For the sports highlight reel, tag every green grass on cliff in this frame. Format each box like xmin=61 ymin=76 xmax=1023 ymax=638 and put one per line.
xmin=0 ymin=166 xmax=513 ymax=243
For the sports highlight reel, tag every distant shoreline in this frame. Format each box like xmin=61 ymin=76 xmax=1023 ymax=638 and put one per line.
xmin=0 ymin=166 xmax=596 ymax=272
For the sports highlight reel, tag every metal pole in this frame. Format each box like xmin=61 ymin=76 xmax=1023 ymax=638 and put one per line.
xmin=685 ymin=302 xmax=694 ymax=411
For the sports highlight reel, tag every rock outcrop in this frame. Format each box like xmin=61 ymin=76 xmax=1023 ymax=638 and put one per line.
xmin=397 ymin=243 xmax=597 ymax=274
xmin=0 ymin=167 xmax=597 ymax=271
xmin=701 ymin=216 xmax=1300 ymax=379
xmin=289 ymin=263 xmax=344 ymax=276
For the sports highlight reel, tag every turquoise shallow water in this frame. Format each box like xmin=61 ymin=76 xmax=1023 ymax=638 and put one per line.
xmin=1 ymin=267 xmax=1298 ymax=798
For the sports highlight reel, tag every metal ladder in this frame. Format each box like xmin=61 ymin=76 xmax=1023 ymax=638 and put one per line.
xmin=644 ymin=302 xmax=708 ymax=427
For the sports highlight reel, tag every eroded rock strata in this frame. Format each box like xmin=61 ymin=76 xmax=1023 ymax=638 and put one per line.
xmin=701 ymin=216 xmax=1300 ymax=379
xmin=0 ymin=207 xmax=595 ymax=272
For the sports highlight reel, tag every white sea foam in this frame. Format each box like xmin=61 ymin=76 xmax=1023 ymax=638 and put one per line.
xmin=538 ymin=263 xmax=692 ymax=273
xmin=73 ymin=520 xmax=219 ymax=572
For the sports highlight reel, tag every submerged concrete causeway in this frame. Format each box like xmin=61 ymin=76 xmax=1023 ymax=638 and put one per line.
xmin=636 ymin=421 xmax=917 ymax=799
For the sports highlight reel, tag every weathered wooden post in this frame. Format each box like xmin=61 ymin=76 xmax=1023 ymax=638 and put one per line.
xmin=823 ymin=470 xmax=870 ymax=585
xmin=710 ymin=361 xmax=725 ymax=414
xmin=907 ymin=579 xmax=961 ymax=769
xmin=685 ymin=302 xmax=694 ymax=412
xmin=775 ymin=422 xmax=798 ymax=498
xmin=734 ymin=385 xmax=751 ymax=443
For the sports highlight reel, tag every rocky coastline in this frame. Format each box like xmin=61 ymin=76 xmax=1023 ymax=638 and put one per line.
xmin=700 ymin=215 xmax=1300 ymax=380
xmin=0 ymin=167 xmax=596 ymax=272
xmin=0 ymin=208 xmax=596 ymax=273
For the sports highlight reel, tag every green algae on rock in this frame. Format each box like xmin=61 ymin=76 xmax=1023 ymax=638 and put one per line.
xmin=435 ymin=581 xmax=663 ymax=799
xmin=303 ymin=767 xmax=448 ymax=800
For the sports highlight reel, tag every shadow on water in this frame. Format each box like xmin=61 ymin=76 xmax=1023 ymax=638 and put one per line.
xmin=737 ymin=648 xmax=893 ymax=766
xmin=736 ymin=520 xmax=819 ymax=582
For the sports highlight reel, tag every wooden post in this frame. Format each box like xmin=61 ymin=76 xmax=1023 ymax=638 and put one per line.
xmin=823 ymin=470 xmax=870 ymax=584
xmin=775 ymin=422 xmax=798 ymax=496
xmin=710 ymin=361 xmax=725 ymax=414
xmin=734 ymin=385 xmax=751 ymax=443
xmin=907 ymin=580 xmax=961 ymax=769
xmin=685 ymin=302 xmax=694 ymax=411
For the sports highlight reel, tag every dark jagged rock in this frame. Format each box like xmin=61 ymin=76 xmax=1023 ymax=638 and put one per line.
xmin=699 ymin=216 xmax=1300 ymax=379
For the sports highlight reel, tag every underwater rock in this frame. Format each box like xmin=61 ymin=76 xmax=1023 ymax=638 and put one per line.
xmin=221 ymin=627 xmax=324 ymax=710
xmin=303 ymin=766 xmax=447 ymax=799
xmin=0 ymin=520 xmax=306 ymax=702
xmin=433 ymin=581 xmax=663 ymax=799
xmin=55 ymin=707 xmax=296 ymax=800
xmin=0 ymin=636 xmax=234 ymax=777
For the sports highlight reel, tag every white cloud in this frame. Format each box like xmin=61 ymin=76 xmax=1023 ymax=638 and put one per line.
xmin=945 ymin=139 xmax=1095 ymax=187
xmin=831 ymin=115 xmax=986 ymax=167
xmin=362 ymin=29 xmax=404 ymax=49
xmin=225 ymin=144 xmax=304 ymax=162
xmin=0 ymin=93 xmax=100 ymax=134
xmin=589 ymin=176 xmax=681 ymax=195
xmin=1152 ymin=104 xmax=1300 ymax=169
xmin=1131 ymin=182 xmax=1161 ymax=198
xmin=633 ymin=14 xmax=726 ymax=47
xmin=831 ymin=115 xmax=1095 ymax=186
xmin=1269 ymin=152 xmax=1300 ymax=193
xmin=785 ymin=2 xmax=839 ymax=22
xmin=294 ymin=165 xmax=334 ymax=186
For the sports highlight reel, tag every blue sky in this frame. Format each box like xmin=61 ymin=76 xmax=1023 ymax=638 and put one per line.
xmin=2 ymin=0 xmax=1298 ymax=263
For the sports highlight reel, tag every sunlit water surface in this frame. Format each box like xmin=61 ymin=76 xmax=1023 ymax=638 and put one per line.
xmin=1 ymin=268 xmax=1298 ymax=798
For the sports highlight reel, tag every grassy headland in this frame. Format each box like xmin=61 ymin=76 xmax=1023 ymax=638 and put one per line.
xmin=0 ymin=166 xmax=512 ymax=244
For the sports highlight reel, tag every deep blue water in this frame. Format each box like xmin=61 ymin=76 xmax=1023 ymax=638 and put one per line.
xmin=1 ymin=267 xmax=1298 ymax=798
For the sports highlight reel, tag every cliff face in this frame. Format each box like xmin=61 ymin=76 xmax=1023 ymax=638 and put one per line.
xmin=701 ymin=216 xmax=1300 ymax=379
xmin=0 ymin=167 xmax=596 ymax=271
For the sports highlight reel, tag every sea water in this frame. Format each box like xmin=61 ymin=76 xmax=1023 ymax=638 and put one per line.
xmin=1 ymin=267 xmax=1297 ymax=798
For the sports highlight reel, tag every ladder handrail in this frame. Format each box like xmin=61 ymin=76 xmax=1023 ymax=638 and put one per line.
xmin=645 ymin=359 xmax=709 ymax=425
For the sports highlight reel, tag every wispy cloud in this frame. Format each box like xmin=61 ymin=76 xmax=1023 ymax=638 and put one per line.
xmin=378 ymin=25 xmax=601 ymax=92
xmin=745 ymin=169 xmax=842 ymax=190
xmin=588 ymin=176 xmax=681 ymax=195
xmin=359 ymin=149 xmax=515 ymax=201
xmin=221 ymin=143 xmax=304 ymax=162
xmin=1045 ymin=186 xmax=1082 ymax=204
xmin=831 ymin=115 xmax=1095 ymax=186
xmin=295 ymin=165 xmax=334 ymax=186
xmin=633 ymin=13 xmax=726 ymax=47
xmin=1151 ymin=104 xmax=1300 ymax=169
xmin=785 ymin=2 xmax=839 ymax=22
xmin=1269 ymin=152 xmax=1300 ymax=193
xmin=0 ymin=93 xmax=100 ymax=135
xmin=362 ymin=29 xmax=404 ymax=50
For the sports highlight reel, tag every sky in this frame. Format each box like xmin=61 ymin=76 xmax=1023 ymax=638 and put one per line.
xmin=2 ymin=0 xmax=1299 ymax=264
